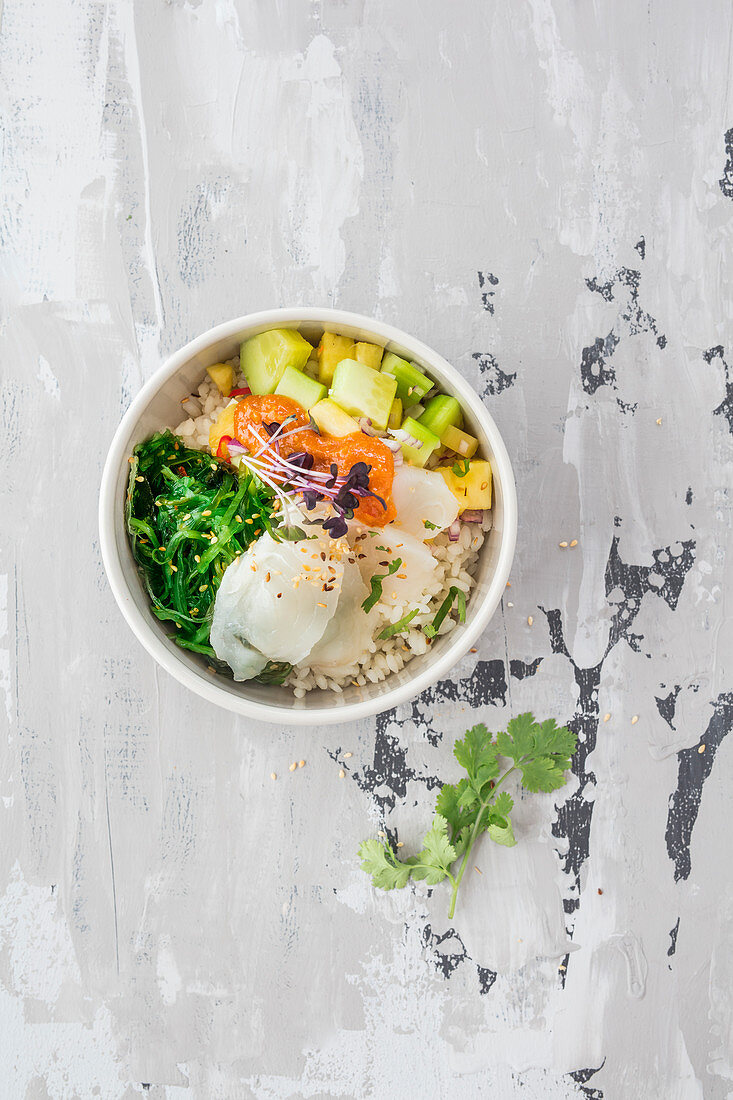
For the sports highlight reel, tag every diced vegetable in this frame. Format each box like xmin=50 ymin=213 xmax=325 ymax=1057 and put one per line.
xmin=381 ymin=352 xmax=433 ymax=404
xmin=206 ymin=362 xmax=234 ymax=397
xmin=418 ymin=395 xmax=462 ymax=438
xmin=330 ymin=359 xmax=397 ymax=431
xmin=354 ymin=341 xmax=384 ymax=370
xmin=209 ymin=400 xmax=239 ymax=456
xmin=387 ymin=397 xmax=403 ymax=430
xmin=240 ymin=329 xmax=312 ymax=394
xmin=398 ymin=416 xmax=441 ymax=468
xmin=437 ymin=459 xmax=492 ymax=510
xmin=309 ymin=398 xmax=361 ymax=437
xmin=441 ymin=424 xmax=478 ymax=459
xmin=317 ymin=332 xmax=355 ymax=385
xmin=274 ymin=365 xmax=327 ymax=410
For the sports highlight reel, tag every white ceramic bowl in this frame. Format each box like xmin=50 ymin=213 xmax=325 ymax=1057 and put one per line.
xmin=99 ymin=308 xmax=517 ymax=725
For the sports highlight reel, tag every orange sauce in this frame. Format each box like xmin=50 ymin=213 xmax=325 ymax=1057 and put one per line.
xmin=230 ymin=395 xmax=396 ymax=526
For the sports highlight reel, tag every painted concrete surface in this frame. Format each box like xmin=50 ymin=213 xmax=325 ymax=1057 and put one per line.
xmin=2 ymin=1 xmax=733 ymax=1096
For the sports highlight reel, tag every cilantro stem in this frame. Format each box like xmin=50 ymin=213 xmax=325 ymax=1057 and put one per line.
xmin=447 ymin=765 xmax=518 ymax=919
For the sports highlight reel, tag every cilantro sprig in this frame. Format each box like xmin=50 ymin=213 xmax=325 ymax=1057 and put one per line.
xmin=358 ymin=713 xmax=577 ymax=918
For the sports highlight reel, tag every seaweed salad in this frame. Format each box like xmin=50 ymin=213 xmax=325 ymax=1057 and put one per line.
xmin=125 ymin=430 xmax=290 ymax=684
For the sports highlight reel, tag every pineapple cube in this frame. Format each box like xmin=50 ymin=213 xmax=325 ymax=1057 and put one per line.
xmin=208 ymin=400 xmax=239 ymax=457
xmin=206 ymin=362 xmax=234 ymax=397
xmin=309 ymin=398 xmax=360 ymax=438
xmin=437 ymin=460 xmax=492 ymax=510
xmin=317 ymin=333 xmax=355 ymax=385
xmin=354 ymin=341 xmax=384 ymax=370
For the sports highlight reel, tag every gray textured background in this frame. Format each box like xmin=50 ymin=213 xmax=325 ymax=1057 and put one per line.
xmin=2 ymin=1 xmax=733 ymax=1097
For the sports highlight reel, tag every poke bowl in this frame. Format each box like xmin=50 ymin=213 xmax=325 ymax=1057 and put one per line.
xmin=99 ymin=308 xmax=517 ymax=725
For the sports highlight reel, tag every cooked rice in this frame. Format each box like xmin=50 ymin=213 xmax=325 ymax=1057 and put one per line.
xmin=171 ymin=358 xmax=490 ymax=694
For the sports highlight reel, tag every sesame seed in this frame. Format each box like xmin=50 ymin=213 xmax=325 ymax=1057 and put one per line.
xmin=570 ymin=539 xmax=578 ymax=548
xmin=506 ymin=581 xmax=511 ymax=587
xmin=265 ymin=572 xmax=271 ymax=582
xmin=210 ymin=463 xmax=216 ymax=470
xmin=135 ymin=475 xmax=144 ymax=483
xmin=507 ymin=601 xmax=514 ymax=607
xmin=527 ymin=615 xmax=533 ymax=626
xmin=276 ymin=593 xmax=282 ymax=599
xmin=270 ymin=772 xmax=277 ymax=780
xmin=235 ymin=515 xmax=243 ymax=523
xmin=396 ymin=841 xmax=404 ymax=848
xmin=397 ymin=574 xmax=406 ymax=579
xmin=558 ymin=964 xmax=566 ymax=972
xmin=631 ymin=715 xmax=639 ymax=724
xmin=202 ymin=509 xmax=212 ymax=517
xmin=245 ymin=518 xmax=253 ymax=524
xmin=191 ymin=608 xmax=199 ymax=615
xmin=470 ymin=648 xmax=477 ymax=653
xmin=656 ymin=417 xmax=663 ymax=425
xmin=210 ymin=535 xmax=217 ymax=544
xmin=298 ymin=760 xmax=305 ymax=768
xmin=253 ymin=513 xmax=261 ymax=519
xmin=344 ymin=752 xmax=352 ymax=758
xmin=698 ymin=743 xmax=705 ymax=753
xmin=317 ymin=602 xmax=326 ymax=608
xmin=559 ymin=541 xmax=568 ymax=548
xmin=198 ymin=584 xmax=208 ymax=592
xmin=289 ymin=762 xmax=297 ymax=772
xmin=378 ymin=831 xmax=386 ymax=838
xmin=194 ymin=554 xmax=201 ymax=563
xmin=474 ymin=866 xmax=483 ymax=875
xmin=603 ymin=713 xmax=611 ymax=722
xmin=170 ymin=564 xmax=178 ymax=573
xmin=338 ymin=769 xmax=345 ymax=779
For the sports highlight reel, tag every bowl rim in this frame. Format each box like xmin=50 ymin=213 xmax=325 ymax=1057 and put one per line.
xmin=99 ymin=307 xmax=517 ymax=725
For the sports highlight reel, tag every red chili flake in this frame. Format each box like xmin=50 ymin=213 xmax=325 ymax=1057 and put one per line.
xmin=597 ymin=888 xmax=603 ymax=895
xmin=230 ymin=387 xmax=251 ymax=397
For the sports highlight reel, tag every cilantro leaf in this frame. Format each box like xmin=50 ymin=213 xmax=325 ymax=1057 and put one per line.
xmin=451 ymin=458 xmax=470 ymax=477
xmin=487 ymin=814 xmax=516 ymax=847
xmin=492 ymin=790 xmax=514 ymax=817
xmin=454 ymin=724 xmax=500 ymax=790
xmin=410 ymin=816 xmax=456 ymax=884
xmin=519 ymin=757 xmax=569 ymax=793
xmin=357 ymin=839 xmax=411 ymax=890
xmin=423 ymin=519 xmax=439 ymax=531
xmin=435 ymin=781 xmax=473 ymax=837
xmin=423 ymin=585 xmax=466 ymax=638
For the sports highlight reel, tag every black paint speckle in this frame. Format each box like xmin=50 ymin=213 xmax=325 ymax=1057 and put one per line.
xmin=704 ymin=345 xmax=733 ymax=434
xmin=569 ymin=1061 xmax=605 ymax=1099
xmin=685 ymin=486 xmax=693 ymax=505
xmin=719 ymin=128 xmax=733 ymax=199
xmin=510 ymin=657 xmax=543 ymax=680
xmin=477 ymin=270 xmax=499 ymax=313
xmin=580 ymin=266 xmax=666 ymax=399
xmin=473 ymin=352 xmax=517 ymax=397
xmin=655 ymin=685 xmax=681 ymax=731
xmin=668 ymin=917 xmax=680 ymax=957
xmin=665 ymin=692 xmax=733 ymax=881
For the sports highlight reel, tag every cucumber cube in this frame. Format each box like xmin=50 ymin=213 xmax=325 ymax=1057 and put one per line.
xmin=400 ymin=416 xmax=441 ymax=468
xmin=240 ymin=328 xmax=312 ymax=394
xmin=329 ymin=359 xmax=397 ymax=430
xmin=381 ymin=352 xmax=433 ymax=404
xmin=418 ymin=395 xmax=462 ymax=438
xmin=441 ymin=424 xmax=478 ymax=459
xmin=274 ymin=365 xmax=327 ymax=410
